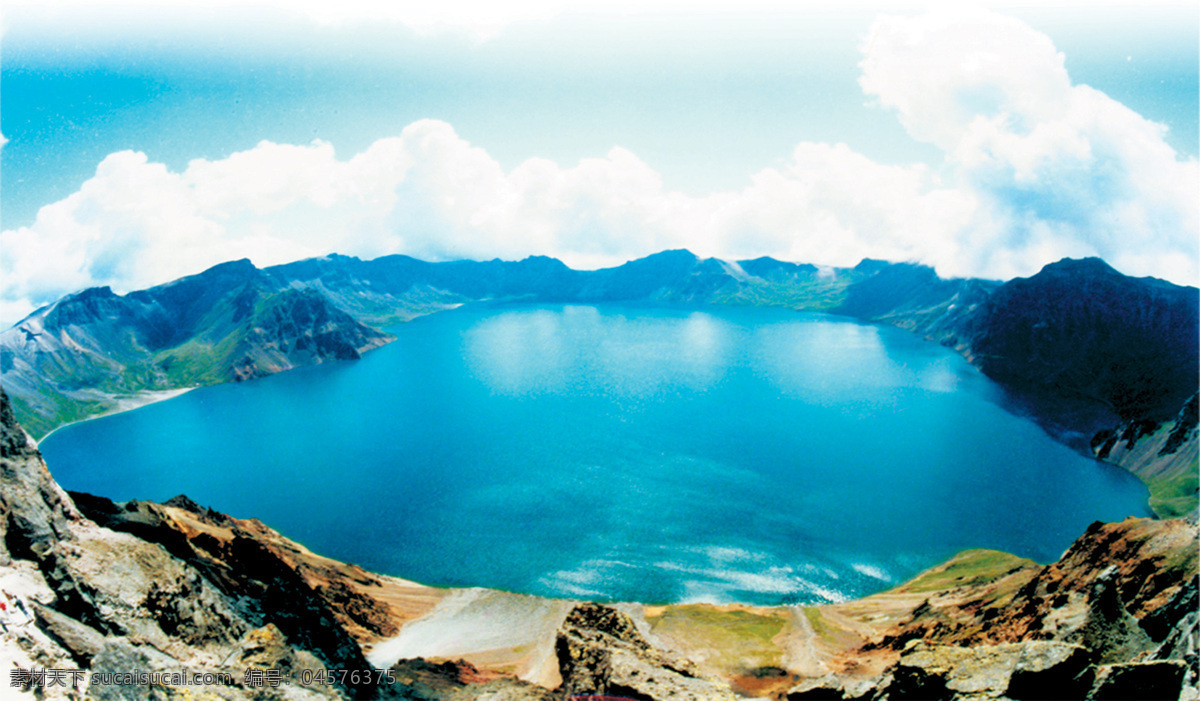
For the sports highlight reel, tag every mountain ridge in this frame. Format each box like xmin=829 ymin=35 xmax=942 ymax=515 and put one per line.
xmin=2 ymin=263 xmax=394 ymax=438
xmin=3 ymin=250 xmax=1196 ymax=515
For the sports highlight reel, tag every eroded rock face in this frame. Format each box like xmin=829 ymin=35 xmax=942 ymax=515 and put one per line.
xmin=877 ymin=640 xmax=1093 ymax=700
xmin=0 ymin=388 xmax=356 ymax=699
xmin=0 ymin=388 xmax=82 ymax=563
xmin=5 ymin=387 xmax=247 ymax=656
xmin=70 ymin=490 xmax=410 ymax=675
xmin=1093 ymin=393 xmax=1199 ymax=518
xmin=1147 ymin=576 xmax=1199 ymax=701
xmin=556 ymin=602 xmax=738 ymax=700
xmin=2 ymin=262 xmax=396 ymax=439
xmin=1073 ymin=566 xmax=1155 ymax=664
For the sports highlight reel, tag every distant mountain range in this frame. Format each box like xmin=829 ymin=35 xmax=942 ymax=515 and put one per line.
xmin=2 ymin=250 xmax=1196 ymax=513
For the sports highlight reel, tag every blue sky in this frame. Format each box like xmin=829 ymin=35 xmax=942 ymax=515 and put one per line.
xmin=2 ymin=1 xmax=1197 ymax=324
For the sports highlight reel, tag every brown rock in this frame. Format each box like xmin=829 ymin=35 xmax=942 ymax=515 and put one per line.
xmin=556 ymin=603 xmax=737 ymax=700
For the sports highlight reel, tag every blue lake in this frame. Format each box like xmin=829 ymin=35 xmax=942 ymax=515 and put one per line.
xmin=39 ymin=303 xmax=1151 ymax=605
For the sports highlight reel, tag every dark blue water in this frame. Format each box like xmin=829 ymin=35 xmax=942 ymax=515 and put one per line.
xmin=39 ymin=304 xmax=1150 ymax=605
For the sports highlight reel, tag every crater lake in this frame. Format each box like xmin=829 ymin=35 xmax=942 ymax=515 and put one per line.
xmin=38 ymin=303 xmax=1150 ymax=605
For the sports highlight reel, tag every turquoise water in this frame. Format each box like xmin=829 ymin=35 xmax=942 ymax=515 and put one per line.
xmin=39 ymin=304 xmax=1150 ymax=605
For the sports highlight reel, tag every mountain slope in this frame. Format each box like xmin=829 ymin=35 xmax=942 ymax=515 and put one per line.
xmin=830 ymin=259 xmax=997 ymax=342
xmin=962 ymin=258 xmax=1199 ymax=424
xmin=1093 ymin=393 xmax=1200 ymax=518
xmin=1 ymin=262 xmax=392 ymax=438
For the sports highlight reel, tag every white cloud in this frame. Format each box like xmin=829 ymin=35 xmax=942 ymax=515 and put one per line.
xmin=3 ymin=122 xmax=968 ymax=318
xmin=2 ymin=8 xmax=1196 ymax=326
xmin=860 ymin=8 xmax=1199 ymax=283
xmin=861 ymin=9 xmax=1073 ymax=152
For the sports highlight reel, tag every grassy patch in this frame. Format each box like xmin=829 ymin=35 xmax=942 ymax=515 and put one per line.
xmin=714 ymin=277 xmax=855 ymax=310
xmin=646 ymin=605 xmax=786 ymax=672
xmin=154 ymin=331 xmax=242 ymax=386
xmin=799 ymin=607 xmax=857 ymax=648
xmin=895 ymin=549 xmax=1038 ymax=594
xmin=1146 ymin=466 xmax=1199 ymax=519
xmin=12 ymin=387 xmax=108 ymax=441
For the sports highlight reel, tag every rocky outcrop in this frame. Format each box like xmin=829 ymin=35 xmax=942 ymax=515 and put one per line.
xmin=826 ymin=600 xmax=1193 ymax=700
xmin=556 ymin=602 xmax=739 ymax=700
xmin=851 ymin=519 xmax=1198 ymax=656
xmin=70 ymin=490 xmax=443 ymax=661
xmin=1147 ymin=575 xmax=1199 ymax=701
xmin=771 ymin=517 xmax=1200 ymax=700
xmin=868 ymin=641 xmax=1189 ymax=701
xmin=874 ymin=640 xmax=1094 ymax=700
xmin=0 ymin=386 xmax=82 ymax=562
xmin=1087 ymin=660 xmax=1189 ymax=700
xmin=0 ymin=388 xmax=359 ymax=698
xmin=387 ymin=658 xmax=554 ymax=700
xmin=786 ymin=673 xmax=876 ymax=700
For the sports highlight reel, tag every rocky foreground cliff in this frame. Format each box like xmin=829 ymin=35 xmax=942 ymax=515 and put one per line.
xmin=0 ymin=387 xmax=1196 ymax=700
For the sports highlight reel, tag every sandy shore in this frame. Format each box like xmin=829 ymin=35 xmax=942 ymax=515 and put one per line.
xmin=36 ymin=387 xmax=197 ymax=446
xmin=365 ymin=588 xmax=574 ymax=686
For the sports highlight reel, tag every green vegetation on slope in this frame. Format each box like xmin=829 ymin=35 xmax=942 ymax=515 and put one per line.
xmin=646 ymin=605 xmax=788 ymax=672
xmin=7 ymin=279 xmax=393 ymax=439
xmin=712 ymin=276 xmax=856 ymax=310
xmin=1147 ymin=468 xmax=1200 ymax=519
xmin=895 ymin=549 xmax=1039 ymax=594
xmin=9 ymin=391 xmax=107 ymax=441
xmin=155 ymin=332 xmax=244 ymax=386
xmin=799 ymin=607 xmax=860 ymax=649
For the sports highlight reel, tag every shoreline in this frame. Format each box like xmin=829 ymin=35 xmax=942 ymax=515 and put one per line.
xmin=36 ymin=387 xmax=197 ymax=446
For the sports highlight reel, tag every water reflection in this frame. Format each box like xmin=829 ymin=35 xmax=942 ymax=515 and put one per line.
xmin=464 ymin=306 xmax=731 ymax=396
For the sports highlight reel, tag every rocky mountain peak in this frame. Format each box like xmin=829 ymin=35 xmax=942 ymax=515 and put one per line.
xmin=41 ymin=286 xmax=125 ymax=331
xmin=967 ymin=252 xmax=1199 ymax=424
xmin=1037 ymin=256 xmax=1122 ymax=278
xmin=202 ymin=257 xmax=259 ymax=276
